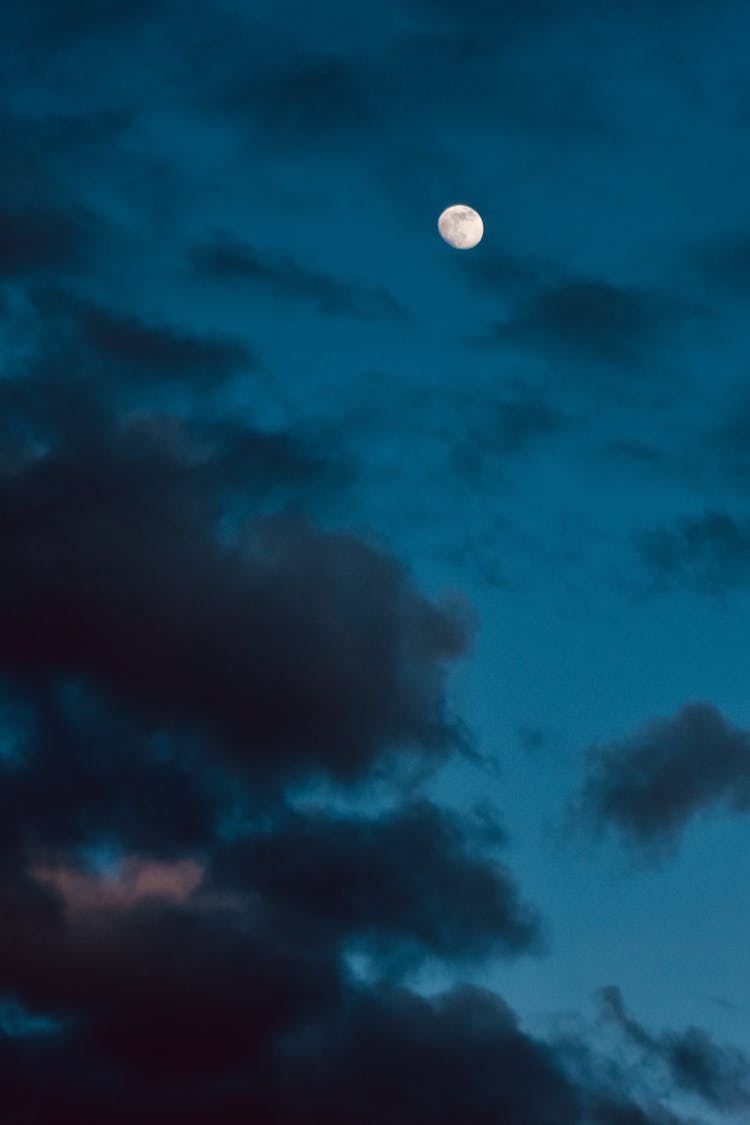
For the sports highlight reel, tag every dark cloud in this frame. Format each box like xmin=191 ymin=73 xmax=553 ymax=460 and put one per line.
xmin=399 ymin=0 xmax=568 ymax=27
xmin=193 ymin=236 xmax=410 ymax=322
xmin=709 ymin=398 xmax=750 ymax=488
xmin=0 ymin=0 xmax=155 ymax=47
xmin=0 ymin=401 xmax=469 ymax=787
xmin=190 ymin=27 xmax=382 ymax=148
xmin=0 ymin=255 xmax=457 ymax=790
xmin=0 ymin=678 xmax=220 ymax=859
xmin=600 ymin=986 xmax=750 ymax=1112
xmin=603 ymin=439 xmax=666 ymax=473
xmin=576 ymin=702 xmax=750 ymax=853
xmin=479 ymin=279 xmax=662 ymax=369
xmin=668 ymin=1027 xmax=750 ymax=1110
xmin=518 ymin=725 xmax=548 ymax=753
xmin=585 ymin=1099 xmax=688 ymax=1125
xmin=215 ymin=800 xmax=542 ymax=960
xmin=0 ymin=863 xmax=341 ymax=1080
xmin=182 ymin=0 xmax=603 ymax=172
xmin=465 ymin=248 xmax=548 ymax=297
xmin=0 ymin=206 xmax=83 ymax=277
xmin=378 ymin=26 xmax=602 ymax=138
xmin=76 ymin=304 xmax=256 ymax=384
xmin=0 ymin=691 xmax=677 ymax=1125
xmin=450 ymin=389 xmax=565 ymax=484
xmin=0 ymin=3 xmax=742 ymax=1121
xmin=0 ymin=919 xmax=609 ymax=1125
xmin=694 ymin=232 xmax=750 ymax=295
xmin=638 ymin=511 xmax=750 ymax=593
xmin=247 ymin=57 xmax=377 ymax=142
xmin=400 ymin=0 xmax=720 ymax=28
xmin=0 ymin=281 xmax=694 ymax=1125
xmin=271 ymin=983 xmax=582 ymax=1125
xmin=0 ymin=302 xmax=569 ymax=1119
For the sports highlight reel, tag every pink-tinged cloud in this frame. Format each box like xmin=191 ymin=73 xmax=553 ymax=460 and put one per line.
xmin=32 ymin=857 xmax=204 ymax=914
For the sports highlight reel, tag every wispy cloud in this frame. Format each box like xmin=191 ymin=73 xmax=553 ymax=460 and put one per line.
xmin=575 ymin=702 xmax=750 ymax=855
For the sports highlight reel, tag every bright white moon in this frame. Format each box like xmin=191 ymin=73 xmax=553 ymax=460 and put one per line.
xmin=437 ymin=204 xmax=484 ymax=250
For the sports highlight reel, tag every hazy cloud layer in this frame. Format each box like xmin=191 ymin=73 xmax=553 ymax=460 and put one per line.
xmin=77 ymin=303 xmax=257 ymax=383
xmin=638 ymin=511 xmax=750 ymax=593
xmin=193 ymin=237 xmax=411 ymax=321
xmin=694 ymin=232 xmax=750 ymax=296
xmin=0 ymin=207 xmax=84 ymax=277
xmin=478 ymin=279 xmax=665 ymax=370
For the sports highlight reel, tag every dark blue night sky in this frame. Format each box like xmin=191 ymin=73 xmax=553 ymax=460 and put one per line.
xmin=1 ymin=1 xmax=750 ymax=1121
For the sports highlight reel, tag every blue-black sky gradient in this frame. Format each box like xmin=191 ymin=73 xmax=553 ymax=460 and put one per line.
xmin=1 ymin=1 xmax=750 ymax=1121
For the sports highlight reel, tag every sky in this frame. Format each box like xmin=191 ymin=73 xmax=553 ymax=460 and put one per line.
xmin=1 ymin=0 xmax=750 ymax=1121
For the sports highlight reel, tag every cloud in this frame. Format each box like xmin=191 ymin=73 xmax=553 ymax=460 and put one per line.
xmin=214 ymin=800 xmax=542 ymax=960
xmin=576 ymin=702 xmax=750 ymax=854
xmin=399 ymin=0 xmax=723 ymax=27
xmin=464 ymin=248 xmax=549 ymax=297
xmin=190 ymin=29 xmax=383 ymax=149
xmin=32 ymin=857 xmax=204 ymax=914
xmin=270 ymin=983 xmax=582 ymax=1125
xmin=76 ymin=303 xmax=257 ymax=384
xmin=600 ymin=986 xmax=750 ymax=1112
xmin=479 ymin=279 xmax=662 ymax=370
xmin=694 ymin=232 xmax=750 ymax=296
xmin=0 ymin=4 xmax=739 ymax=1121
xmin=0 ymin=712 xmax=683 ymax=1125
xmin=0 ymin=951 xmax=695 ymax=1124
xmin=0 ymin=861 xmax=340 ymax=1081
xmin=0 ymin=859 xmax=685 ymax=1125
xmin=638 ymin=511 xmax=750 ymax=593
xmin=244 ymin=56 xmax=377 ymax=142
xmin=0 ymin=411 xmax=470 ymax=786
xmin=181 ymin=0 xmax=605 ymax=175
xmin=0 ymin=679 xmax=223 ymax=858
xmin=193 ymin=236 xmax=410 ymax=322
xmin=0 ymin=287 xmax=697 ymax=1125
xmin=0 ymin=206 xmax=83 ymax=277
xmin=449 ymin=389 xmax=565 ymax=484
xmin=0 ymin=0 xmax=155 ymax=48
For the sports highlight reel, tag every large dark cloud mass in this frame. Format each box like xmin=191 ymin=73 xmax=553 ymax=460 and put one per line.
xmin=0 ymin=183 xmax=582 ymax=1122
xmin=0 ymin=309 xmax=472 ymax=785
xmin=0 ymin=242 xmax=693 ymax=1125
xmin=0 ymin=341 xmax=560 ymax=1119
xmin=213 ymin=800 xmax=542 ymax=960
xmin=576 ymin=703 xmax=750 ymax=853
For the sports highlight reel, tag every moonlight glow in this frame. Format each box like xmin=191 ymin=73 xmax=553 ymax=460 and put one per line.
xmin=437 ymin=204 xmax=484 ymax=249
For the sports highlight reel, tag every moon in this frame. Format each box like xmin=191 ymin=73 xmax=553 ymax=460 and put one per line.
xmin=437 ymin=204 xmax=484 ymax=250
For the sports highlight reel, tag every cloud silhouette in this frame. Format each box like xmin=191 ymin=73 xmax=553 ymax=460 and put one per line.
xmin=638 ymin=511 xmax=750 ymax=593
xmin=577 ymin=703 xmax=750 ymax=853
xmin=480 ymin=279 xmax=662 ymax=369
xmin=193 ymin=237 xmax=410 ymax=322
xmin=0 ymin=207 xmax=83 ymax=277
xmin=600 ymin=986 xmax=750 ymax=1111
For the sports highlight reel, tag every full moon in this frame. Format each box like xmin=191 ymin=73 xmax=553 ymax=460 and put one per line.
xmin=437 ymin=204 xmax=484 ymax=250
